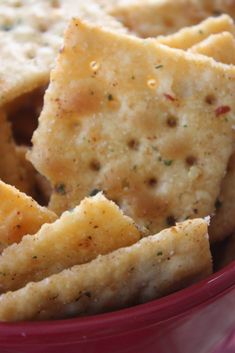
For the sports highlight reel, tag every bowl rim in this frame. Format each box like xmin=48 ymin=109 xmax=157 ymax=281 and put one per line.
xmin=0 ymin=260 xmax=234 ymax=344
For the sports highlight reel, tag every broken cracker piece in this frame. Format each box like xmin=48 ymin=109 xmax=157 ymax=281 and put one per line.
xmin=0 ymin=180 xmax=56 ymax=253
xmin=29 ymin=19 xmax=235 ymax=235
xmin=0 ymin=218 xmax=211 ymax=321
xmin=0 ymin=193 xmax=141 ymax=293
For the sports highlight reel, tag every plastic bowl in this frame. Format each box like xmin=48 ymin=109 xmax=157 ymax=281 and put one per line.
xmin=0 ymin=261 xmax=234 ymax=353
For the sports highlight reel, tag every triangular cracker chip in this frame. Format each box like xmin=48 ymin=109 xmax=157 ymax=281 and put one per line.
xmin=0 ymin=180 xmax=56 ymax=253
xmin=0 ymin=193 xmax=141 ymax=293
xmin=156 ymin=15 xmax=235 ymax=49
xmin=0 ymin=218 xmax=211 ymax=321
xmin=30 ymin=19 xmax=235 ymax=235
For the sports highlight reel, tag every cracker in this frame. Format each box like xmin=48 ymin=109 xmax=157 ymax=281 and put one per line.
xmin=30 ymin=19 xmax=235 ymax=236
xmin=189 ymin=32 xmax=235 ymax=65
xmin=156 ymin=15 xmax=235 ymax=50
xmin=0 ymin=193 xmax=141 ymax=293
xmin=0 ymin=0 xmax=124 ymax=107
xmin=0 ymin=180 xmax=56 ymax=253
xmin=0 ymin=218 xmax=211 ymax=321
xmin=106 ymin=0 xmax=235 ymax=38
xmin=187 ymin=30 xmax=235 ymax=241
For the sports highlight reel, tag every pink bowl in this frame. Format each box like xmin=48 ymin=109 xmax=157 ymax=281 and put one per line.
xmin=0 ymin=261 xmax=235 ymax=353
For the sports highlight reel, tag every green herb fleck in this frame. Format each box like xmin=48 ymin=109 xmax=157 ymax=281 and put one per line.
xmin=55 ymin=183 xmax=66 ymax=195
xmin=155 ymin=64 xmax=163 ymax=69
xmin=108 ymin=94 xmax=113 ymax=101
xmin=163 ymin=160 xmax=173 ymax=166
xmin=157 ymin=251 xmax=163 ymax=256
xmin=183 ymin=124 xmax=188 ymax=128
xmin=215 ymin=198 xmax=223 ymax=210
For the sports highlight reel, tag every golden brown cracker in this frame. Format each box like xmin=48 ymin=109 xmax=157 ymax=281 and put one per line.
xmin=30 ymin=19 xmax=235 ymax=236
xmin=0 ymin=218 xmax=211 ymax=321
xmin=0 ymin=180 xmax=56 ymax=253
xmin=0 ymin=193 xmax=141 ymax=293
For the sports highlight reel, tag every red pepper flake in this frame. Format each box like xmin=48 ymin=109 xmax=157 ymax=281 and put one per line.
xmin=215 ymin=106 xmax=231 ymax=117
xmin=164 ymin=93 xmax=176 ymax=102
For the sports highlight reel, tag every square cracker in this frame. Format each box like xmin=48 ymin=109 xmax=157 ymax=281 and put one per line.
xmin=0 ymin=0 xmax=125 ymax=107
xmin=0 ymin=218 xmax=212 ymax=321
xmin=103 ymin=0 xmax=235 ymax=38
xmin=156 ymin=15 xmax=235 ymax=50
xmin=30 ymin=19 xmax=235 ymax=235
xmin=186 ymin=28 xmax=235 ymax=242
xmin=0 ymin=180 xmax=56 ymax=253
xmin=160 ymin=23 xmax=235 ymax=242
xmin=0 ymin=193 xmax=141 ymax=293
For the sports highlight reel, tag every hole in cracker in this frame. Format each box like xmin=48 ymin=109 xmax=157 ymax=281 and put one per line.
xmin=50 ymin=0 xmax=61 ymax=8
xmin=163 ymin=17 xmax=174 ymax=28
xmin=127 ymin=138 xmax=139 ymax=150
xmin=25 ymin=49 xmax=36 ymax=60
xmin=146 ymin=177 xmax=157 ymax=188
xmin=12 ymin=1 xmax=22 ymax=7
xmin=185 ymin=155 xmax=197 ymax=167
xmin=37 ymin=23 xmax=49 ymax=33
xmin=89 ymin=160 xmax=101 ymax=172
xmin=205 ymin=94 xmax=216 ymax=105
xmin=166 ymin=115 xmax=177 ymax=127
